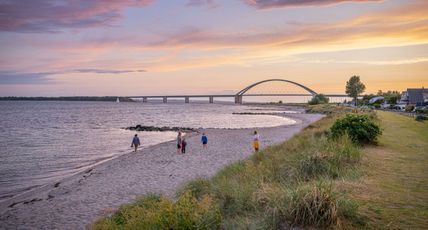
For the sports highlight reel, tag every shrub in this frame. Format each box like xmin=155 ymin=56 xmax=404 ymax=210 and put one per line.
xmin=415 ymin=107 xmax=428 ymax=114
xmin=308 ymin=94 xmax=330 ymax=105
xmin=405 ymin=105 xmax=415 ymax=112
xmin=415 ymin=115 xmax=427 ymax=122
xmin=330 ymin=114 xmax=382 ymax=144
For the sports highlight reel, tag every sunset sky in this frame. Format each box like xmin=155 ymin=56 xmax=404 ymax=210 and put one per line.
xmin=0 ymin=0 xmax=427 ymax=96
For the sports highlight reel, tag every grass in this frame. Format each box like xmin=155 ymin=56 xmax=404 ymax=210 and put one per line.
xmin=92 ymin=105 xmax=427 ymax=229
xmin=347 ymin=111 xmax=428 ymax=229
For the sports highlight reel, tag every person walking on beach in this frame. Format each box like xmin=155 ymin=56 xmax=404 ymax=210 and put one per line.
xmin=181 ymin=137 xmax=187 ymax=154
xmin=201 ymin=133 xmax=208 ymax=149
xmin=131 ymin=134 xmax=140 ymax=152
xmin=176 ymin=131 xmax=182 ymax=154
xmin=253 ymin=130 xmax=260 ymax=152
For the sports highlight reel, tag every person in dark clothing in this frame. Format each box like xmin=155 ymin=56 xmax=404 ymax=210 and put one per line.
xmin=176 ymin=131 xmax=182 ymax=154
xmin=131 ymin=134 xmax=140 ymax=152
xmin=181 ymin=137 xmax=187 ymax=154
xmin=201 ymin=133 xmax=208 ymax=149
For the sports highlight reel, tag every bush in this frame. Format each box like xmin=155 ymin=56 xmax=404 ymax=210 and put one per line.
xmin=330 ymin=114 xmax=382 ymax=144
xmin=308 ymin=94 xmax=330 ymax=105
xmin=415 ymin=107 xmax=428 ymax=114
xmin=405 ymin=105 xmax=415 ymax=112
xmin=415 ymin=115 xmax=428 ymax=122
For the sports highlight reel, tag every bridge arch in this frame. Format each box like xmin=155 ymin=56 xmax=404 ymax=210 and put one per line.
xmin=236 ymin=79 xmax=318 ymax=96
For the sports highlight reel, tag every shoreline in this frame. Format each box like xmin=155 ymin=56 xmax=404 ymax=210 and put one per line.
xmin=0 ymin=111 xmax=323 ymax=229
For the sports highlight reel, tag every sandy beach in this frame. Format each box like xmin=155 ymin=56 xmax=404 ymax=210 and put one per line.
xmin=0 ymin=112 xmax=323 ymax=229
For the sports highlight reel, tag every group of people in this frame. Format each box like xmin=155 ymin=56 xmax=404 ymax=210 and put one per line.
xmin=131 ymin=130 xmax=260 ymax=153
xmin=176 ymin=131 xmax=208 ymax=154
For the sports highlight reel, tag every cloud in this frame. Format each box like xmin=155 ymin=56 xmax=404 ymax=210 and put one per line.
xmin=74 ymin=69 xmax=146 ymax=74
xmin=243 ymin=0 xmax=382 ymax=9
xmin=0 ymin=0 xmax=153 ymax=33
xmin=0 ymin=69 xmax=146 ymax=84
xmin=186 ymin=0 xmax=219 ymax=8
xmin=0 ymin=71 xmax=59 ymax=84
xmin=303 ymin=57 xmax=428 ymax=65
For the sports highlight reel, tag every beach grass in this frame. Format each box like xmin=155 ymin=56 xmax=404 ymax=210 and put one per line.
xmin=92 ymin=106 xmax=427 ymax=229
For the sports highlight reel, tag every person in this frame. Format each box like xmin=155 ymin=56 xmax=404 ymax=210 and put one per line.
xmin=181 ymin=137 xmax=187 ymax=154
xmin=176 ymin=131 xmax=182 ymax=154
xmin=131 ymin=134 xmax=140 ymax=152
xmin=201 ymin=133 xmax=208 ymax=149
xmin=253 ymin=130 xmax=260 ymax=152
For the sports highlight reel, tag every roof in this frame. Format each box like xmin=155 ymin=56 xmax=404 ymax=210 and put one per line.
xmin=369 ymin=96 xmax=384 ymax=104
xmin=407 ymin=88 xmax=428 ymax=104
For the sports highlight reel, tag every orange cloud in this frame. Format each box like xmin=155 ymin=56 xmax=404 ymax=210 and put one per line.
xmin=244 ymin=0 xmax=382 ymax=9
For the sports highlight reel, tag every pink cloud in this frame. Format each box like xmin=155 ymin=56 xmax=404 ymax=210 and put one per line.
xmin=244 ymin=0 xmax=382 ymax=9
xmin=0 ymin=0 xmax=153 ymax=33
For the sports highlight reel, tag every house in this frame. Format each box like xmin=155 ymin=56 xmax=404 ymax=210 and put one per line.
xmin=399 ymin=88 xmax=427 ymax=106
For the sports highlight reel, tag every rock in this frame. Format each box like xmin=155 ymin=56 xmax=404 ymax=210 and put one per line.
xmin=124 ymin=125 xmax=196 ymax=132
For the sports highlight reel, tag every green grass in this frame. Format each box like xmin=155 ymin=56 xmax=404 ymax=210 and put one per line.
xmin=93 ymin=106 xmax=427 ymax=229
xmin=348 ymin=111 xmax=428 ymax=229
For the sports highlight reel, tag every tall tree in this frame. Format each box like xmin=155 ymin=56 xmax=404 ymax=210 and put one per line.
xmin=346 ymin=75 xmax=366 ymax=106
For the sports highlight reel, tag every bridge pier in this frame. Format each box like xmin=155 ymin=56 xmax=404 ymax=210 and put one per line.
xmin=185 ymin=97 xmax=189 ymax=103
xmin=209 ymin=96 xmax=214 ymax=103
xmin=142 ymin=97 xmax=148 ymax=103
xmin=163 ymin=97 xmax=167 ymax=103
xmin=234 ymin=95 xmax=242 ymax=104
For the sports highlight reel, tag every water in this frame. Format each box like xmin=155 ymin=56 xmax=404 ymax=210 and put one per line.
xmin=0 ymin=101 xmax=296 ymax=201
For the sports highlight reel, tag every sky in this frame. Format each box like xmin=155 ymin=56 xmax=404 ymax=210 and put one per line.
xmin=0 ymin=0 xmax=427 ymax=96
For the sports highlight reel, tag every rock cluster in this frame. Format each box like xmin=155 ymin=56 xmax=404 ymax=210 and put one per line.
xmin=125 ymin=125 xmax=196 ymax=132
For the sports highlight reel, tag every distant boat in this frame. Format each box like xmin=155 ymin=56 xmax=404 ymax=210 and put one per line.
xmin=116 ymin=97 xmax=120 ymax=103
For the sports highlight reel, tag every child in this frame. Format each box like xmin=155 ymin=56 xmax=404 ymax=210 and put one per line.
xmin=201 ymin=133 xmax=208 ymax=149
xmin=253 ymin=130 xmax=260 ymax=152
xmin=181 ymin=137 xmax=187 ymax=154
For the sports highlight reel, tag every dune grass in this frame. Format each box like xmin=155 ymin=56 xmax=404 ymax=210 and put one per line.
xmin=92 ymin=105 xmax=370 ymax=229
xmin=346 ymin=111 xmax=428 ymax=229
xmin=99 ymin=104 xmax=428 ymax=229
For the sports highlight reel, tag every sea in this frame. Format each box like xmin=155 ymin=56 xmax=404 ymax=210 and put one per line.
xmin=0 ymin=101 xmax=297 ymax=202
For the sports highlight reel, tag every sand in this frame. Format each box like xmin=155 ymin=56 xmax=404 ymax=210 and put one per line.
xmin=0 ymin=112 xmax=323 ymax=229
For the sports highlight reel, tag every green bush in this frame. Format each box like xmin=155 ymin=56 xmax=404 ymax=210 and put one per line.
xmin=308 ymin=94 xmax=330 ymax=105
xmin=405 ymin=105 xmax=415 ymax=112
xmin=330 ymin=114 xmax=382 ymax=144
xmin=415 ymin=107 xmax=428 ymax=114
xmin=415 ymin=115 xmax=428 ymax=122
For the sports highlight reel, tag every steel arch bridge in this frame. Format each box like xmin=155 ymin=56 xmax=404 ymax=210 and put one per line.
xmin=236 ymin=79 xmax=317 ymax=96
xmin=233 ymin=79 xmax=317 ymax=103
xmin=132 ymin=78 xmax=346 ymax=104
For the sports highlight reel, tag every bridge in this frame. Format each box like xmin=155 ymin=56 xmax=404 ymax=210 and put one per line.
xmin=131 ymin=79 xmax=348 ymax=104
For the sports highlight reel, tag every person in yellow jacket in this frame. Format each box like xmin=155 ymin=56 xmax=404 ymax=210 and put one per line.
xmin=253 ymin=130 xmax=260 ymax=152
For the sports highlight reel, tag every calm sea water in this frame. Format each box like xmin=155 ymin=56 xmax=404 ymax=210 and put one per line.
xmin=0 ymin=101 xmax=295 ymax=201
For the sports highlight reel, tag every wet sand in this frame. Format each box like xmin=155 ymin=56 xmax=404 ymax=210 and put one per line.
xmin=0 ymin=112 xmax=323 ymax=229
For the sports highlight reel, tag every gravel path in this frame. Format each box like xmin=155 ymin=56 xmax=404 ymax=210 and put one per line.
xmin=0 ymin=113 xmax=323 ymax=229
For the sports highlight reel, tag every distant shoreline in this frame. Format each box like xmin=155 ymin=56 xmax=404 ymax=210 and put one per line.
xmin=0 ymin=96 xmax=134 ymax=102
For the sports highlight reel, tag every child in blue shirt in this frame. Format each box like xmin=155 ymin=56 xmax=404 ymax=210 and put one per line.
xmin=201 ymin=133 xmax=208 ymax=149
